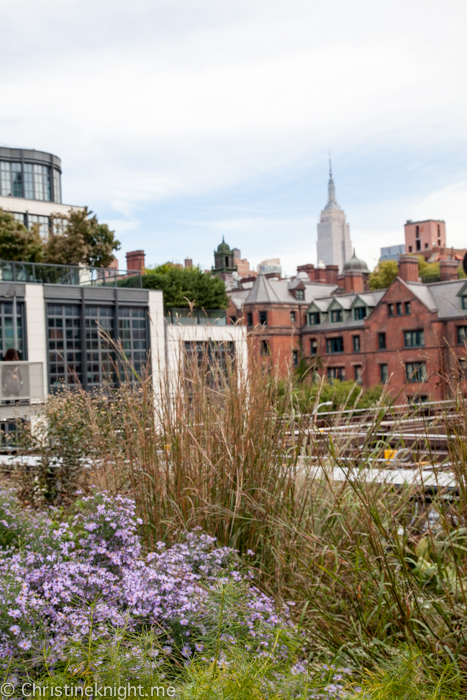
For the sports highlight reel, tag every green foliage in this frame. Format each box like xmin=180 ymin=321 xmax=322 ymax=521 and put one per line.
xmin=0 ymin=208 xmax=43 ymax=262
xmin=44 ymin=207 xmax=120 ymax=268
xmin=369 ymin=259 xmax=399 ymax=290
xmin=418 ymin=255 xmax=440 ymax=282
xmin=143 ymin=263 xmax=229 ymax=309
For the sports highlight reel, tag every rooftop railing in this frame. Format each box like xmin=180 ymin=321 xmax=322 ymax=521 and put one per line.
xmin=0 ymin=260 xmax=142 ymax=288
xmin=165 ymin=308 xmax=227 ymax=325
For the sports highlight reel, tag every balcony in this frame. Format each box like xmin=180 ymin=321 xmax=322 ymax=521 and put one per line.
xmin=165 ymin=308 xmax=227 ymax=325
xmin=0 ymin=260 xmax=142 ymax=288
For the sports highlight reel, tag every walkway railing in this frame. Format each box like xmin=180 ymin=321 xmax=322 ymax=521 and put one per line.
xmin=0 ymin=260 xmax=142 ymax=288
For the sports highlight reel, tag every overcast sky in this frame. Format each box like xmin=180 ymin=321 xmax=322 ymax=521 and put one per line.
xmin=1 ymin=0 xmax=466 ymax=275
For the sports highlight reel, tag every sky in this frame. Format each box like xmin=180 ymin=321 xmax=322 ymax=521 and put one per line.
xmin=0 ymin=0 xmax=466 ymax=276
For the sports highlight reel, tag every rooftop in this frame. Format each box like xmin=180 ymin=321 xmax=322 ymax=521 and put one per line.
xmin=0 ymin=260 xmax=142 ymax=288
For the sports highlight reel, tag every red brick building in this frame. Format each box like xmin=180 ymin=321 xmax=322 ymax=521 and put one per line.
xmin=229 ymin=252 xmax=467 ymax=401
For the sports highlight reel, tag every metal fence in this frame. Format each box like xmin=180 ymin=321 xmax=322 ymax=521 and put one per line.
xmin=165 ymin=308 xmax=227 ymax=325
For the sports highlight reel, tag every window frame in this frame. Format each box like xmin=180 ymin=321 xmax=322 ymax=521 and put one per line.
xmin=405 ymin=361 xmax=427 ymax=383
xmin=259 ymin=310 xmax=268 ymax=326
xmin=378 ymin=332 xmax=386 ymax=350
xmin=330 ymin=309 xmax=343 ymax=323
xmin=308 ymin=312 xmax=320 ymax=326
xmin=353 ymin=306 xmax=367 ymax=321
xmin=352 ymin=335 xmax=361 ymax=352
xmin=326 ymin=336 xmax=344 ymax=354
xmin=404 ymin=329 xmax=425 ymax=348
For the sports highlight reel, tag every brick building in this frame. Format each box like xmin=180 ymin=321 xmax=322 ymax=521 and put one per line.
xmin=229 ymin=251 xmax=467 ymax=401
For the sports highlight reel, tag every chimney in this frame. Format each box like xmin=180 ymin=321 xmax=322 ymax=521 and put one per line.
xmin=184 ymin=258 xmax=193 ymax=268
xmin=296 ymin=264 xmax=315 ymax=282
xmin=126 ymin=250 xmax=145 ymax=274
xmin=315 ymin=266 xmax=327 ymax=283
xmin=343 ymin=270 xmax=364 ymax=293
xmin=398 ymin=254 xmax=419 ymax=283
xmin=325 ymin=265 xmax=339 ymax=285
xmin=439 ymin=259 xmax=458 ymax=281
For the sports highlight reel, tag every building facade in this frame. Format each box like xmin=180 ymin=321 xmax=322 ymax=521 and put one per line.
xmin=0 ymin=147 xmax=83 ymax=239
xmin=316 ymin=162 xmax=352 ymax=271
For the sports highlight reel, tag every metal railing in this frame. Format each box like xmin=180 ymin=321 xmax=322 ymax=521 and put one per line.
xmin=0 ymin=260 xmax=142 ymax=288
xmin=165 ymin=308 xmax=227 ymax=325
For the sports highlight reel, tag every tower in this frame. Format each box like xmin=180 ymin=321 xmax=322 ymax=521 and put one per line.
xmin=316 ymin=160 xmax=352 ymax=271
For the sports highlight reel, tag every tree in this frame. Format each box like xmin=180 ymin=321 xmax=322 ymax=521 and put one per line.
xmin=143 ymin=264 xmax=229 ymax=309
xmin=369 ymin=259 xmax=399 ymax=290
xmin=44 ymin=208 xmax=120 ymax=268
xmin=417 ymin=256 xmax=440 ymax=282
xmin=0 ymin=209 xmax=43 ymax=262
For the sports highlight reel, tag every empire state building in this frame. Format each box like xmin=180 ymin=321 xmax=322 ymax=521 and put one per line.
xmin=316 ymin=162 xmax=352 ymax=271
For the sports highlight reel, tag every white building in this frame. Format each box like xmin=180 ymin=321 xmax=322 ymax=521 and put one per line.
xmin=0 ymin=264 xmax=247 ymax=423
xmin=316 ymin=162 xmax=352 ymax=272
xmin=0 ymin=147 xmax=83 ymax=239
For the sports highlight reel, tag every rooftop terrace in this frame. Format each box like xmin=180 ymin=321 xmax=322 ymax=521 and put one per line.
xmin=0 ymin=260 xmax=142 ymax=288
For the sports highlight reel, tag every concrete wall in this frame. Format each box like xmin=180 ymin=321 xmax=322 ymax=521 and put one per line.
xmin=0 ymin=196 xmax=83 ymax=220
xmin=25 ymin=284 xmax=47 ymax=396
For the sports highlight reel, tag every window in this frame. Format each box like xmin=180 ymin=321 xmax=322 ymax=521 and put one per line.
xmin=405 ymin=301 xmax=411 ymax=315
xmin=290 ymin=311 xmax=296 ymax=323
xmin=326 ymin=337 xmax=344 ymax=353
xmin=388 ymin=304 xmax=394 ymax=316
xmin=118 ymin=307 xmax=148 ymax=377
xmin=409 ymin=246 xmax=413 ymax=253
xmin=260 ymin=340 xmax=270 ymax=356
xmin=292 ymin=350 xmax=298 ymax=366
xmin=184 ymin=340 xmax=235 ymax=385
xmin=353 ymin=306 xmax=366 ymax=320
xmin=247 ymin=312 xmax=253 ymax=327
xmin=462 ymin=297 xmax=467 ymax=311
xmin=310 ymin=339 xmax=318 ymax=355
xmin=457 ymin=327 xmax=467 ymax=344
xmin=458 ymin=358 xmax=467 ymax=379
xmin=425 ymin=243 xmax=428 ymax=249
xmin=47 ymin=304 xmax=82 ymax=388
xmin=354 ymin=365 xmax=362 ymax=384
xmin=308 ymin=312 xmax=320 ymax=325
xmin=404 ymin=330 xmax=424 ymax=347
xmin=396 ymin=303 xmax=402 ymax=315
xmin=28 ymin=214 xmax=50 ymax=240
xmin=328 ymin=367 xmax=345 ymax=382
xmin=406 ymin=362 xmax=426 ymax=383
xmin=53 ymin=169 xmax=62 ymax=203
xmin=12 ymin=163 xmax=22 ymax=198
xmin=295 ymin=289 xmax=304 ymax=300
xmin=380 ymin=364 xmax=388 ymax=383
xmin=0 ymin=301 xmax=24 ymax=359
xmin=23 ymin=164 xmax=34 ymax=199
xmin=0 ymin=162 xmax=11 ymax=196
xmin=330 ymin=309 xmax=343 ymax=323
xmin=378 ymin=332 xmax=386 ymax=349
xmin=352 ymin=335 xmax=360 ymax=352
xmin=259 ymin=311 xmax=267 ymax=326
xmin=85 ymin=306 xmax=115 ymax=388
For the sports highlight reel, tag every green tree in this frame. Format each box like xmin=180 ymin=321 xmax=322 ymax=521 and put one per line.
xmin=44 ymin=208 xmax=120 ymax=268
xmin=417 ymin=255 xmax=440 ymax=282
xmin=0 ymin=209 xmax=43 ymax=262
xmin=143 ymin=264 xmax=229 ymax=309
xmin=369 ymin=259 xmax=399 ymax=290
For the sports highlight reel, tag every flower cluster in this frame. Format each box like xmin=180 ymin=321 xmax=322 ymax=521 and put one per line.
xmin=0 ymin=490 xmax=287 ymax=669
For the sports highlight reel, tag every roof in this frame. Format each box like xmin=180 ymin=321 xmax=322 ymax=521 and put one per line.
xmin=303 ymin=289 xmax=386 ymax=332
xmin=425 ymin=279 xmax=467 ymax=319
xmin=343 ymin=251 xmax=370 ymax=273
xmin=242 ymin=275 xmax=337 ymax=305
xmin=401 ymin=280 xmax=437 ymax=312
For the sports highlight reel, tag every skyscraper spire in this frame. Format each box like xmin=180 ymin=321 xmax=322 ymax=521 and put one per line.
xmin=325 ymin=156 xmax=340 ymax=210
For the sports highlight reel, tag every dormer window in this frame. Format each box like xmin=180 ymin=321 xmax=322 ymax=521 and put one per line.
xmin=353 ymin=307 xmax=366 ymax=321
xmin=462 ymin=296 xmax=467 ymax=310
xmin=330 ymin=309 xmax=343 ymax=323
xmin=295 ymin=289 xmax=304 ymax=300
xmin=308 ymin=312 xmax=320 ymax=325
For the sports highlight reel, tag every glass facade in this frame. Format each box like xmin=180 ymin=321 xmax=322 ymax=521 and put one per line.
xmin=0 ymin=301 xmax=24 ymax=359
xmin=46 ymin=302 xmax=149 ymax=391
xmin=47 ymin=304 xmax=82 ymax=388
xmin=0 ymin=160 xmax=61 ymax=203
xmin=85 ymin=306 xmax=115 ymax=388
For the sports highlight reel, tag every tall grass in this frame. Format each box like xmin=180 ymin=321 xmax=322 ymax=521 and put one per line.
xmin=10 ymin=339 xmax=467 ymax=676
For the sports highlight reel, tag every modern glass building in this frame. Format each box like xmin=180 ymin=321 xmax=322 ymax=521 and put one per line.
xmin=0 ymin=147 xmax=82 ymax=239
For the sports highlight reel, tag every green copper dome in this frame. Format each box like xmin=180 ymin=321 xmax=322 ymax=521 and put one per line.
xmin=215 ymin=238 xmax=232 ymax=254
xmin=343 ymin=250 xmax=369 ymax=273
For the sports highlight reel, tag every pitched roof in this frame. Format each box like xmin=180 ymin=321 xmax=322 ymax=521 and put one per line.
xmin=426 ymin=279 xmax=467 ymax=319
xmin=245 ymin=274 xmax=281 ymax=304
xmin=243 ymin=276 xmax=337 ymax=305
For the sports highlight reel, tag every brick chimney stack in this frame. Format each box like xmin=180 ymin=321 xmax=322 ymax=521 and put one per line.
xmin=315 ymin=266 xmax=327 ymax=283
xmin=126 ymin=250 xmax=146 ymax=274
xmin=398 ymin=254 xmax=419 ymax=283
xmin=296 ymin=264 xmax=316 ymax=281
xmin=439 ymin=259 xmax=458 ymax=281
xmin=184 ymin=258 xmax=193 ymax=268
xmin=325 ymin=265 xmax=339 ymax=285
xmin=343 ymin=271 xmax=364 ymax=293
